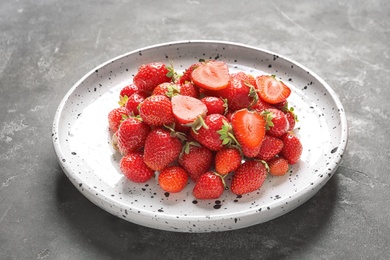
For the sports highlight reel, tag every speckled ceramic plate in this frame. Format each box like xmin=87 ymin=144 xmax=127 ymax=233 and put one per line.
xmin=52 ymin=40 xmax=347 ymax=232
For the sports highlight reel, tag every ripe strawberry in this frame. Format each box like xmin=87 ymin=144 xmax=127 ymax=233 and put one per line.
xmin=279 ymin=132 xmax=303 ymax=164
xmin=120 ymin=152 xmax=154 ymax=183
xmin=171 ymin=95 xmax=208 ymax=130
xmin=193 ymin=171 xmax=225 ymax=200
xmin=158 ymin=166 xmax=189 ymax=193
xmin=200 ymin=96 xmax=226 ymax=115
xmin=125 ymin=92 xmax=147 ymax=116
xmin=256 ymin=135 xmax=284 ymax=161
xmin=190 ymin=114 xmax=228 ymax=151
xmin=179 ymin=82 xmax=199 ymax=98
xmin=231 ymin=160 xmax=267 ymax=195
xmin=274 ymin=101 xmax=298 ymax=131
xmin=152 ymin=82 xmax=180 ymax=97
xmin=108 ymin=106 xmax=128 ymax=133
xmin=119 ymin=83 xmax=139 ymax=99
xmin=178 ymin=62 xmax=201 ymax=85
xmin=215 ymin=147 xmax=242 ymax=175
xmin=256 ymin=75 xmax=291 ymax=104
xmin=268 ymin=157 xmax=289 ymax=176
xmin=178 ymin=143 xmax=213 ymax=181
xmin=143 ymin=128 xmax=182 ymax=171
xmin=230 ymin=109 xmax=266 ymax=158
xmin=263 ymin=108 xmax=289 ymax=137
xmin=139 ymin=95 xmax=175 ymax=126
xmin=116 ymin=117 xmax=150 ymax=155
xmin=252 ymin=98 xmax=274 ymax=113
xmin=217 ymin=72 xmax=258 ymax=112
xmin=285 ymin=110 xmax=297 ymax=131
xmin=191 ymin=60 xmax=230 ymax=91
xmin=133 ymin=62 xmax=173 ymax=93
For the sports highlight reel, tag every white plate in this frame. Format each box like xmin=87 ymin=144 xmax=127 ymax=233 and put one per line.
xmin=52 ymin=40 xmax=348 ymax=232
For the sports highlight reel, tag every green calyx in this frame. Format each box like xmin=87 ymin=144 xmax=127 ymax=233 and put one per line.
xmin=187 ymin=115 xmax=209 ymax=134
xmin=262 ymin=110 xmax=274 ymax=131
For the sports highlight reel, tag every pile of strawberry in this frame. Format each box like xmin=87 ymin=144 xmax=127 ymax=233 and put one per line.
xmin=108 ymin=60 xmax=302 ymax=200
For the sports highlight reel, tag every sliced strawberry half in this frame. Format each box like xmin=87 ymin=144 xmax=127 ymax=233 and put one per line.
xmin=191 ymin=60 xmax=230 ymax=91
xmin=256 ymin=75 xmax=291 ymax=104
xmin=230 ymin=109 xmax=266 ymax=158
xmin=171 ymin=95 xmax=208 ymax=131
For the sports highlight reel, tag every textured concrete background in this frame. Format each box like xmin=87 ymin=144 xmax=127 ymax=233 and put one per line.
xmin=1 ymin=0 xmax=389 ymax=259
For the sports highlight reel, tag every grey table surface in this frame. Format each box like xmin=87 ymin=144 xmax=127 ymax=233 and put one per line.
xmin=1 ymin=0 xmax=389 ymax=259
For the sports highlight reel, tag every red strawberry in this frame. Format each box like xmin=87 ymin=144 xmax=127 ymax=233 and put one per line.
xmin=200 ymin=96 xmax=226 ymax=115
xmin=268 ymin=157 xmax=289 ymax=176
xmin=179 ymin=82 xmax=199 ymax=98
xmin=133 ymin=62 xmax=173 ymax=93
xmin=231 ymin=160 xmax=267 ymax=195
xmin=285 ymin=110 xmax=297 ymax=131
xmin=252 ymin=98 xmax=274 ymax=113
xmin=193 ymin=171 xmax=225 ymax=200
xmin=120 ymin=152 xmax=154 ymax=183
xmin=152 ymin=82 xmax=180 ymax=97
xmin=158 ymin=166 xmax=189 ymax=193
xmin=178 ymin=62 xmax=201 ymax=85
xmin=191 ymin=60 xmax=230 ymax=91
xmin=256 ymin=135 xmax=284 ymax=161
xmin=178 ymin=143 xmax=213 ymax=181
xmin=263 ymin=108 xmax=289 ymax=137
xmin=256 ymin=75 xmax=291 ymax=104
xmin=143 ymin=128 xmax=182 ymax=171
xmin=274 ymin=101 xmax=298 ymax=131
xmin=108 ymin=106 xmax=128 ymax=133
xmin=217 ymin=72 xmax=258 ymax=112
xmin=279 ymin=132 xmax=303 ymax=164
xmin=171 ymin=95 xmax=208 ymax=129
xmin=215 ymin=147 xmax=242 ymax=175
xmin=139 ymin=95 xmax=175 ymax=126
xmin=119 ymin=83 xmax=139 ymax=99
xmin=116 ymin=117 xmax=150 ymax=155
xmin=230 ymin=109 xmax=266 ymax=158
xmin=190 ymin=114 xmax=228 ymax=151
xmin=125 ymin=92 xmax=147 ymax=116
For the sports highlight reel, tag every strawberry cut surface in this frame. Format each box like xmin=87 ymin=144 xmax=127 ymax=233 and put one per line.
xmin=171 ymin=95 xmax=208 ymax=125
xmin=256 ymin=75 xmax=291 ymax=104
xmin=191 ymin=60 xmax=230 ymax=91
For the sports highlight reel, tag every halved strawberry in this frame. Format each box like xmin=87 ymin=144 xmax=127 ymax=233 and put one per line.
xmin=171 ymin=95 xmax=208 ymax=130
xmin=230 ymin=109 xmax=266 ymax=158
xmin=191 ymin=60 xmax=230 ymax=91
xmin=256 ymin=75 xmax=291 ymax=104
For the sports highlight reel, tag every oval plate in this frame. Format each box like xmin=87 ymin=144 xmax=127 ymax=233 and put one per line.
xmin=52 ymin=40 xmax=348 ymax=232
